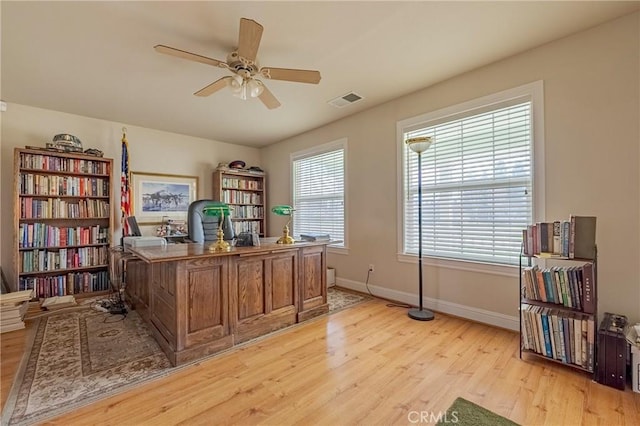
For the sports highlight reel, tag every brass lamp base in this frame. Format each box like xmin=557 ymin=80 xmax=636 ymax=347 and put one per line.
xmin=276 ymin=225 xmax=295 ymax=244
xmin=209 ymin=227 xmax=231 ymax=252
xmin=209 ymin=239 xmax=231 ymax=252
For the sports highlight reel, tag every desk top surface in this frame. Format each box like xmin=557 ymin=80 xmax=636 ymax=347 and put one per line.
xmin=128 ymin=238 xmax=337 ymax=263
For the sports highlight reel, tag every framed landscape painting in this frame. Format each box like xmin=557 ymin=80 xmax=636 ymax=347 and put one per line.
xmin=131 ymin=172 xmax=198 ymax=224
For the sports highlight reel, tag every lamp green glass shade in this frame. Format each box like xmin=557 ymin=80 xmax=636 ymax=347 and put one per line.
xmin=271 ymin=205 xmax=295 ymax=244
xmin=271 ymin=205 xmax=294 ymax=216
xmin=203 ymin=202 xmax=231 ymax=217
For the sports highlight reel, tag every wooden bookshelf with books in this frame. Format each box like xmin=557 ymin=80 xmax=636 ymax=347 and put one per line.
xmin=212 ymin=167 xmax=266 ymax=237
xmin=519 ymin=216 xmax=597 ymax=376
xmin=13 ymin=148 xmax=114 ymax=299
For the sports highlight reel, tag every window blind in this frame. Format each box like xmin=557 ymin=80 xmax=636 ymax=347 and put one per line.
xmin=293 ymin=147 xmax=345 ymax=245
xmin=403 ymin=101 xmax=532 ymax=265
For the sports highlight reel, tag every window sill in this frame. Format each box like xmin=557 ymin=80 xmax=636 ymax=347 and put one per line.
xmin=397 ymin=253 xmax=517 ymax=277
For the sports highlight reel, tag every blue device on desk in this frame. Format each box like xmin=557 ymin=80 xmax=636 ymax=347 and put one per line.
xmin=187 ymin=200 xmax=235 ymax=243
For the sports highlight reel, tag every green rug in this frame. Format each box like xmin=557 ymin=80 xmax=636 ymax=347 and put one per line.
xmin=437 ymin=397 xmax=520 ymax=426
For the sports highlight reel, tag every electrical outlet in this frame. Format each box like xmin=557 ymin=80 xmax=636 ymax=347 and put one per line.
xmin=368 ymin=264 xmax=375 ymax=272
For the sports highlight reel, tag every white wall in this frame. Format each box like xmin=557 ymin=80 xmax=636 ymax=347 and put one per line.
xmin=0 ymin=104 xmax=261 ymax=289
xmin=262 ymin=12 xmax=640 ymax=327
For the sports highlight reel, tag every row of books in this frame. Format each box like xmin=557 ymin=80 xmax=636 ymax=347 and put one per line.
xmin=221 ymin=177 xmax=262 ymax=190
xmin=221 ymin=190 xmax=263 ymax=205
xmin=19 ymin=223 xmax=109 ymax=248
xmin=19 ymin=270 xmax=110 ymax=298
xmin=233 ymin=221 xmax=262 ymax=235
xmin=522 ymin=215 xmax=596 ymax=259
xmin=19 ymin=174 xmax=109 ymax=197
xmin=0 ymin=290 xmax=33 ymax=333
xmin=20 ymin=198 xmax=110 ymax=219
xmin=521 ymin=263 xmax=595 ymax=313
xmin=19 ymin=153 xmax=110 ymax=175
xmin=521 ymin=303 xmax=595 ymax=372
xmin=231 ymin=205 xmax=264 ymax=219
xmin=20 ymin=246 xmax=109 ymax=273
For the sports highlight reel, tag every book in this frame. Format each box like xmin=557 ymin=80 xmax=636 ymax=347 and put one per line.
xmin=552 ymin=221 xmax=562 ymax=254
xmin=41 ymin=295 xmax=77 ymax=310
xmin=299 ymin=233 xmax=330 ymax=242
xmin=0 ymin=302 xmax=29 ymax=319
xmin=0 ymin=321 xmax=26 ymax=333
xmin=569 ymin=215 xmax=596 ymax=259
xmin=0 ymin=289 xmax=34 ymax=306
xmin=581 ymin=262 xmax=595 ymax=314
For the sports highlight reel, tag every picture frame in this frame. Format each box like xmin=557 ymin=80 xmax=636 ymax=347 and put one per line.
xmin=130 ymin=172 xmax=198 ymax=224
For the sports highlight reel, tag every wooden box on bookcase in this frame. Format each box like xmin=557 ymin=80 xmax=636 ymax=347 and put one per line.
xmin=212 ymin=168 xmax=266 ymax=237
xmin=519 ymin=218 xmax=598 ymax=377
xmin=13 ymin=148 xmax=114 ymax=299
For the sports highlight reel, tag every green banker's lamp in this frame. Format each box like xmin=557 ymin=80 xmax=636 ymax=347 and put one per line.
xmin=271 ymin=205 xmax=295 ymax=244
xmin=203 ymin=202 xmax=232 ymax=252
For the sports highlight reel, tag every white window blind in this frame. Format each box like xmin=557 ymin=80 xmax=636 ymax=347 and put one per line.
xmin=403 ymin=101 xmax=532 ymax=265
xmin=293 ymin=145 xmax=345 ymax=245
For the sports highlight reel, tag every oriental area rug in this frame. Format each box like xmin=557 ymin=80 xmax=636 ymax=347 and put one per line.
xmin=2 ymin=287 xmax=367 ymax=426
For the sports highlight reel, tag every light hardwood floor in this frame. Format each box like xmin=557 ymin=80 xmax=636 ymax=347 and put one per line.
xmin=2 ymin=296 xmax=639 ymax=425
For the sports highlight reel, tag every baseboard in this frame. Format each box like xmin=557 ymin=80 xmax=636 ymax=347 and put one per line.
xmin=335 ymin=277 xmax=519 ymax=331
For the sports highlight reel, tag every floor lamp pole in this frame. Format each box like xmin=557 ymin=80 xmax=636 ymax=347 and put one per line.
xmin=407 ymin=138 xmax=435 ymax=321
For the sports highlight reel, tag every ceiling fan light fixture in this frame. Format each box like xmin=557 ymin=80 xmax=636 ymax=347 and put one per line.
xmin=248 ymin=79 xmax=264 ymax=98
xmin=229 ymin=74 xmax=244 ymax=93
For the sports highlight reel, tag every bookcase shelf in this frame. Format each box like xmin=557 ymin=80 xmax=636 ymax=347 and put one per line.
xmin=14 ymin=148 xmax=114 ymax=299
xmin=212 ymin=168 xmax=266 ymax=237
xmin=519 ymin=219 xmax=597 ymax=378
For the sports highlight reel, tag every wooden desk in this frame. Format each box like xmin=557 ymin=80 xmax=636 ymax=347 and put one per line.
xmin=125 ymin=240 xmax=329 ymax=366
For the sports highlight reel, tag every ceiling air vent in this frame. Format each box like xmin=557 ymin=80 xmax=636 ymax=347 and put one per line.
xmin=328 ymin=92 xmax=364 ymax=108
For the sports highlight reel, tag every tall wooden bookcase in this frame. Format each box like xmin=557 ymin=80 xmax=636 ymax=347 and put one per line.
xmin=212 ymin=168 xmax=266 ymax=237
xmin=14 ymin=148 xmax=114 ymax=298
xmin=519 ymin=220 xmax=597 ymax=376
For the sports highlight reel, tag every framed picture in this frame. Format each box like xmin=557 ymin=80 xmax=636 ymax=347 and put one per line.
xmin=131 ymin=172 xmax=198 ymax=224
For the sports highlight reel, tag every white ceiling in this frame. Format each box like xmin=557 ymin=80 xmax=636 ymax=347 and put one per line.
xmin=2 ymin=1 xmax=639 ymax=147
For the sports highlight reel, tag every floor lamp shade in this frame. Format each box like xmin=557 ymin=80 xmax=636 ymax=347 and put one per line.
xmin=405 ymin=136 xmax=435 ymax=321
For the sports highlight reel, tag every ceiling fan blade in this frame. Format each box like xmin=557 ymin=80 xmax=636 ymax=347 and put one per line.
xmin=194 ymin=76 xmax=232 ymax=97
xmin=154 ymin=45 xmax=227 ymax=68
xmin=260 ymin=67 xmax=321 ymax=84
xmin=258 ymin=84 xmax=281 ymax=109
xmin=237 ymin=18 xmax=263 ymax=63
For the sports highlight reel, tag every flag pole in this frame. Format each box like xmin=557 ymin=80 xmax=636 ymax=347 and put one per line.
xmin=120 ymin=127 xmax=131 ymax=246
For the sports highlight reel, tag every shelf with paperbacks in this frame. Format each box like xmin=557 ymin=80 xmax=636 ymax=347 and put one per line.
xmin=212 ymin=168 xmax=266 ymax=237
xmin=14 ymin=148 xmax=114 ymax=299
xmin=519 ymin=246 xmax=597 ymax=376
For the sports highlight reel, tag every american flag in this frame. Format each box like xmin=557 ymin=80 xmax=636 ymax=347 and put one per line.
xmin=121 ymin=132 xmax=131 ymax=237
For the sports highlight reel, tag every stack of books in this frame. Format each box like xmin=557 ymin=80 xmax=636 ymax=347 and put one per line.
xmin=0 ymin=289 xmax=34 ymax=333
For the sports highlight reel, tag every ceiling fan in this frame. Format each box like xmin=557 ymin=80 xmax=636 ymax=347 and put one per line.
xmin=154 ymin=18 xmax=321 ymax=109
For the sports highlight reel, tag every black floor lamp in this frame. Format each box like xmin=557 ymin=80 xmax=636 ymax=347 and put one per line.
xmin=406 ymin=136 xmax=435 ymax=321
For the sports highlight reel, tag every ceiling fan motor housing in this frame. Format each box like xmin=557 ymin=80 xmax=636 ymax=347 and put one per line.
xmin=227 ymin=51 xmax=259 ymax=77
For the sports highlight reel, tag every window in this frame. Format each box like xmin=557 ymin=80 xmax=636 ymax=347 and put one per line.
xmin=400 ymin=82 xmax=543 ymax=266
xmin=292 ymin=140 xmax=346 ymax=247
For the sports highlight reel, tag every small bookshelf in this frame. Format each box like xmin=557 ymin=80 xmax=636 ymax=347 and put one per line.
xmin=519 ymin=216 xmax=597 ymax=377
